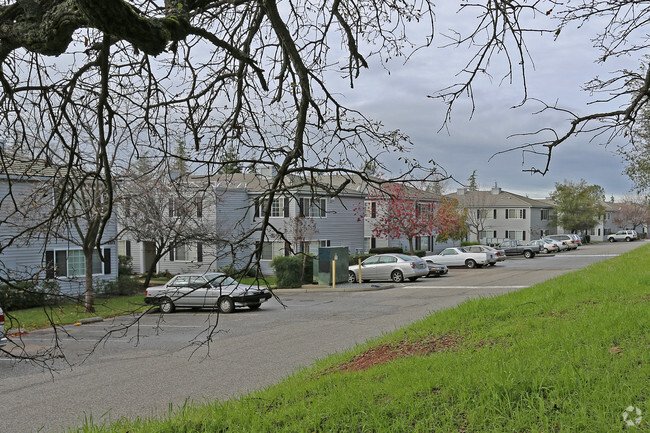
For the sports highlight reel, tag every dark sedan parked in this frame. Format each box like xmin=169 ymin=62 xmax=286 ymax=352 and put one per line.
xmin=425 ymin=260 xmax=449 ymax=277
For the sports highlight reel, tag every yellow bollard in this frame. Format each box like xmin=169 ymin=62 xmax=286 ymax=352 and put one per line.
xmin=332 ymin=259 xmax=336 ymax=289
xmin=358 ymin=258 xmax=362 ymax=284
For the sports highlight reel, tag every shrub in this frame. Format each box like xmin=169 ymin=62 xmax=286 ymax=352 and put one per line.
xmin=152 ymin=270 xmax=173 ymax=279
xmin=461 ymin=241 xmax=480 ymax=246
xmin=118 ymin=255 xmax=134 ymax=275
xmin=218 ymin=264 xmax=260 ymax=279
xmin=0 ymin=281 xmax=62 ymax=310
xmin=349 ymin=254 xmax=373 ymax=266
xmin=270 ymin=256 xmax=304 ymax=288
xmin=407 ymin=250 xmax=426 ymax=257
xmin=96 ymin=275 xmax=142 ymax=298
xmin=369 ymin=247 xmax=403 ymax=254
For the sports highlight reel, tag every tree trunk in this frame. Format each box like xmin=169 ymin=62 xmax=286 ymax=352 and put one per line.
xmin=142 ymin=255 xmax=161 ymax=289
xmin=84 ymin=249 xmax=95 ymax=313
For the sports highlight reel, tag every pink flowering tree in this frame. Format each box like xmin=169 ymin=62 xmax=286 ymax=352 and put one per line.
xmin=370 ymin=185 xmax=467 ymax=252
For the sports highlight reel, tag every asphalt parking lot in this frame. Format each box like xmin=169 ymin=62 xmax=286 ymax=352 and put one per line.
xmin=0 ymin=240 xmax=646 ymax=433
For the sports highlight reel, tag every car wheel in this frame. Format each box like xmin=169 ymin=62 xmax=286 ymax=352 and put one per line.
xmin=248 ymin=303 xmax=261 ymax=311
xmin=408 ymin=277 xmax=418 ymax=282
xmin=625 ymin=237 xmax=631 ymax=242
xmin=465 ymin=259 xmax=477 ymax=269
xmin=608 ymin=237 xmax=615 ymax=242
xmin=542 ymin=248 xmax=549 ymax=254
xmin=160 ymin=297 xmax=175 ymax=314
xmin=348 ymin=271 xmax=357 ymax=283
xmin=391 ymin=270 xmax=404 ymax=283
xmin=524 ymin=250 xmax=533 ymax=259
xmin=489 ymin=262 xmax=496 ymax=266
xmin=218 ymin=296 xmax=235 ymax=314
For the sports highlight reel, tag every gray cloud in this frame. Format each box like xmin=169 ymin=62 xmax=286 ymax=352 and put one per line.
xmin=331 ymin=5 xmax=637 ymax=198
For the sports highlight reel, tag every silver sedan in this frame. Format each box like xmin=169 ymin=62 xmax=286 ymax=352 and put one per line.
xmin=145 ymin=273 xmax=272 ymax=313
xmin=348 ymin=253 xmax=429 ymax=283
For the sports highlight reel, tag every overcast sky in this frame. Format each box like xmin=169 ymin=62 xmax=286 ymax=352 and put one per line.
xmin=329 ymin=4 xmax=639 ymax=200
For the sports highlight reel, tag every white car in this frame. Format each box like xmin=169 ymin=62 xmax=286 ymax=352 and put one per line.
xmin=465 ymin=245 xmax=505 ymax=264
xmin=607 ymin=230 xmax=638 ymax=242
xmin=543 ymin=237 xmax=569 ymax=252
xmin=424 ymin=247 xmax=495 ymax=269
xmin=145 ymin=273 xmax=272 ymax=313
xmin=348 ymin=253 xmax=429 ymax=283
xmin=548 ymin=234 xmax=578 ymax=249
xmin=528 ymin=239 xmax=558 ymax=254
xmin=0 ymin=306 xmax=7 ymax=348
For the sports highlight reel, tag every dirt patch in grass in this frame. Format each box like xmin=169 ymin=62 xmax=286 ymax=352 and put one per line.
xmin=333 ymin=333 xmax=463 ymax=373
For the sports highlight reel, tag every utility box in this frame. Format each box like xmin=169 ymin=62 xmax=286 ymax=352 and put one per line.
xmin=313 ymin=247 xmax=349 ymax=285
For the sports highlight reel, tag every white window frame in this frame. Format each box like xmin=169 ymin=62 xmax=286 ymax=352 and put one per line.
xmin=541 ymin=209 xmax=550 ymax=220
xmin=48 ymin=248 xmax=105 ymax=278
xmin=270 ymin=198 xmax=283 ymax=218
xmin=506 ymin=208 xmax=526 ymax=219
xmin=478 ymin=209 xmax=494 ymax=219
xmin=302 ymin=198 xmax=327 ymax=218
xmin=261 ymin=241 xmax=286 ymax=260
xmin=508 ymin=230 xmax=526 ymax=241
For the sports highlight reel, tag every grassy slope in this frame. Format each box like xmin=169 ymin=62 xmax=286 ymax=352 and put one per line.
xmin=81 ymin=245 xmax=650 ymax=432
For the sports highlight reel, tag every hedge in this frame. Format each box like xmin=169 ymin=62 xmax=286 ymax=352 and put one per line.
xmin=368 ymin=247 xmax=403 ymax=254
xmin=270 ymin=255 xmax=314 ymax=288
xmin=0 ymin=281 xmax=62 ymax=310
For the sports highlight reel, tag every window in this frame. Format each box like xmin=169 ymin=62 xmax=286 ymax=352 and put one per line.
xmin=255 ymin=197 xmax=288 ymax=218
xmin=170 ymin=243 xmax=203 ymax=262
xmin=478 ymin=209 xmax=494 ymax=219
xmin=261 ymin=242 xmax=286 ymax=260
xmin=299 ymin=198 xmax=326 ymax=218
xmin=118 ymin=240 xmax=132 ymax=257
xmin=416 ymin=202 xmax=433 ymax=218
xmin=46 ymin=248 xmax=111 ymax=278
xmin=366 ymin=201 xmax=377 ymax=218
xmin=270 ymin=198 xmax=283 ymax=218
xmin=319 ymin=240 xmax=331 ymax=247
xmin=506 ymin=231 xmax=526 ymax=240
xmin=506 ymin=209 xmax=526 ymax=219
xmin=541 ymin=209 xmax=550 ymax=220
xmin=174 ymin=245 xmax=187 ymax=261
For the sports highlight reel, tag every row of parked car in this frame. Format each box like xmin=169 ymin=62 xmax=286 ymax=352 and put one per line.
xmin=347 ymin=234 xmax=586 ymax=284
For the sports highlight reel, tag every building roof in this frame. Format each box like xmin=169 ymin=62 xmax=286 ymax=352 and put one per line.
xmin=446 ymin=187 xmax=554 ymax=208
xmin=191 ymin=172 xmax=366 ymax=197
xmin=0 ymin=155 xmax=62 ymax=179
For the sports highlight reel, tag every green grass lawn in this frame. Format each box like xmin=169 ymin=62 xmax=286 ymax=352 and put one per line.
xmin=6 ymin=294 xmax=149 ymax=332
xmin=70 ymin=243 xmax=650 ymax=432
xmin=7 ymin=276 xmax=278 ymax=332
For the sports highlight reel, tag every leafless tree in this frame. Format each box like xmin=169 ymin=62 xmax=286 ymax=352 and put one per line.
xmin=613 ymin=194 xmax=650 ymax=231
xmin=0 ymin=0 xmax=444 ymax=361
xmin=116 ymin=167 xmax=225 ymax=289
xmin=285 ymin=214 xmax=318 ymax=280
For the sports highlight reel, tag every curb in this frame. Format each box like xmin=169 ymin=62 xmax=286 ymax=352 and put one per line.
xmin=274 ymin=284 xmax=394 ymax=294
xmin=77 ymin=317 xmax=104 ymax=324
